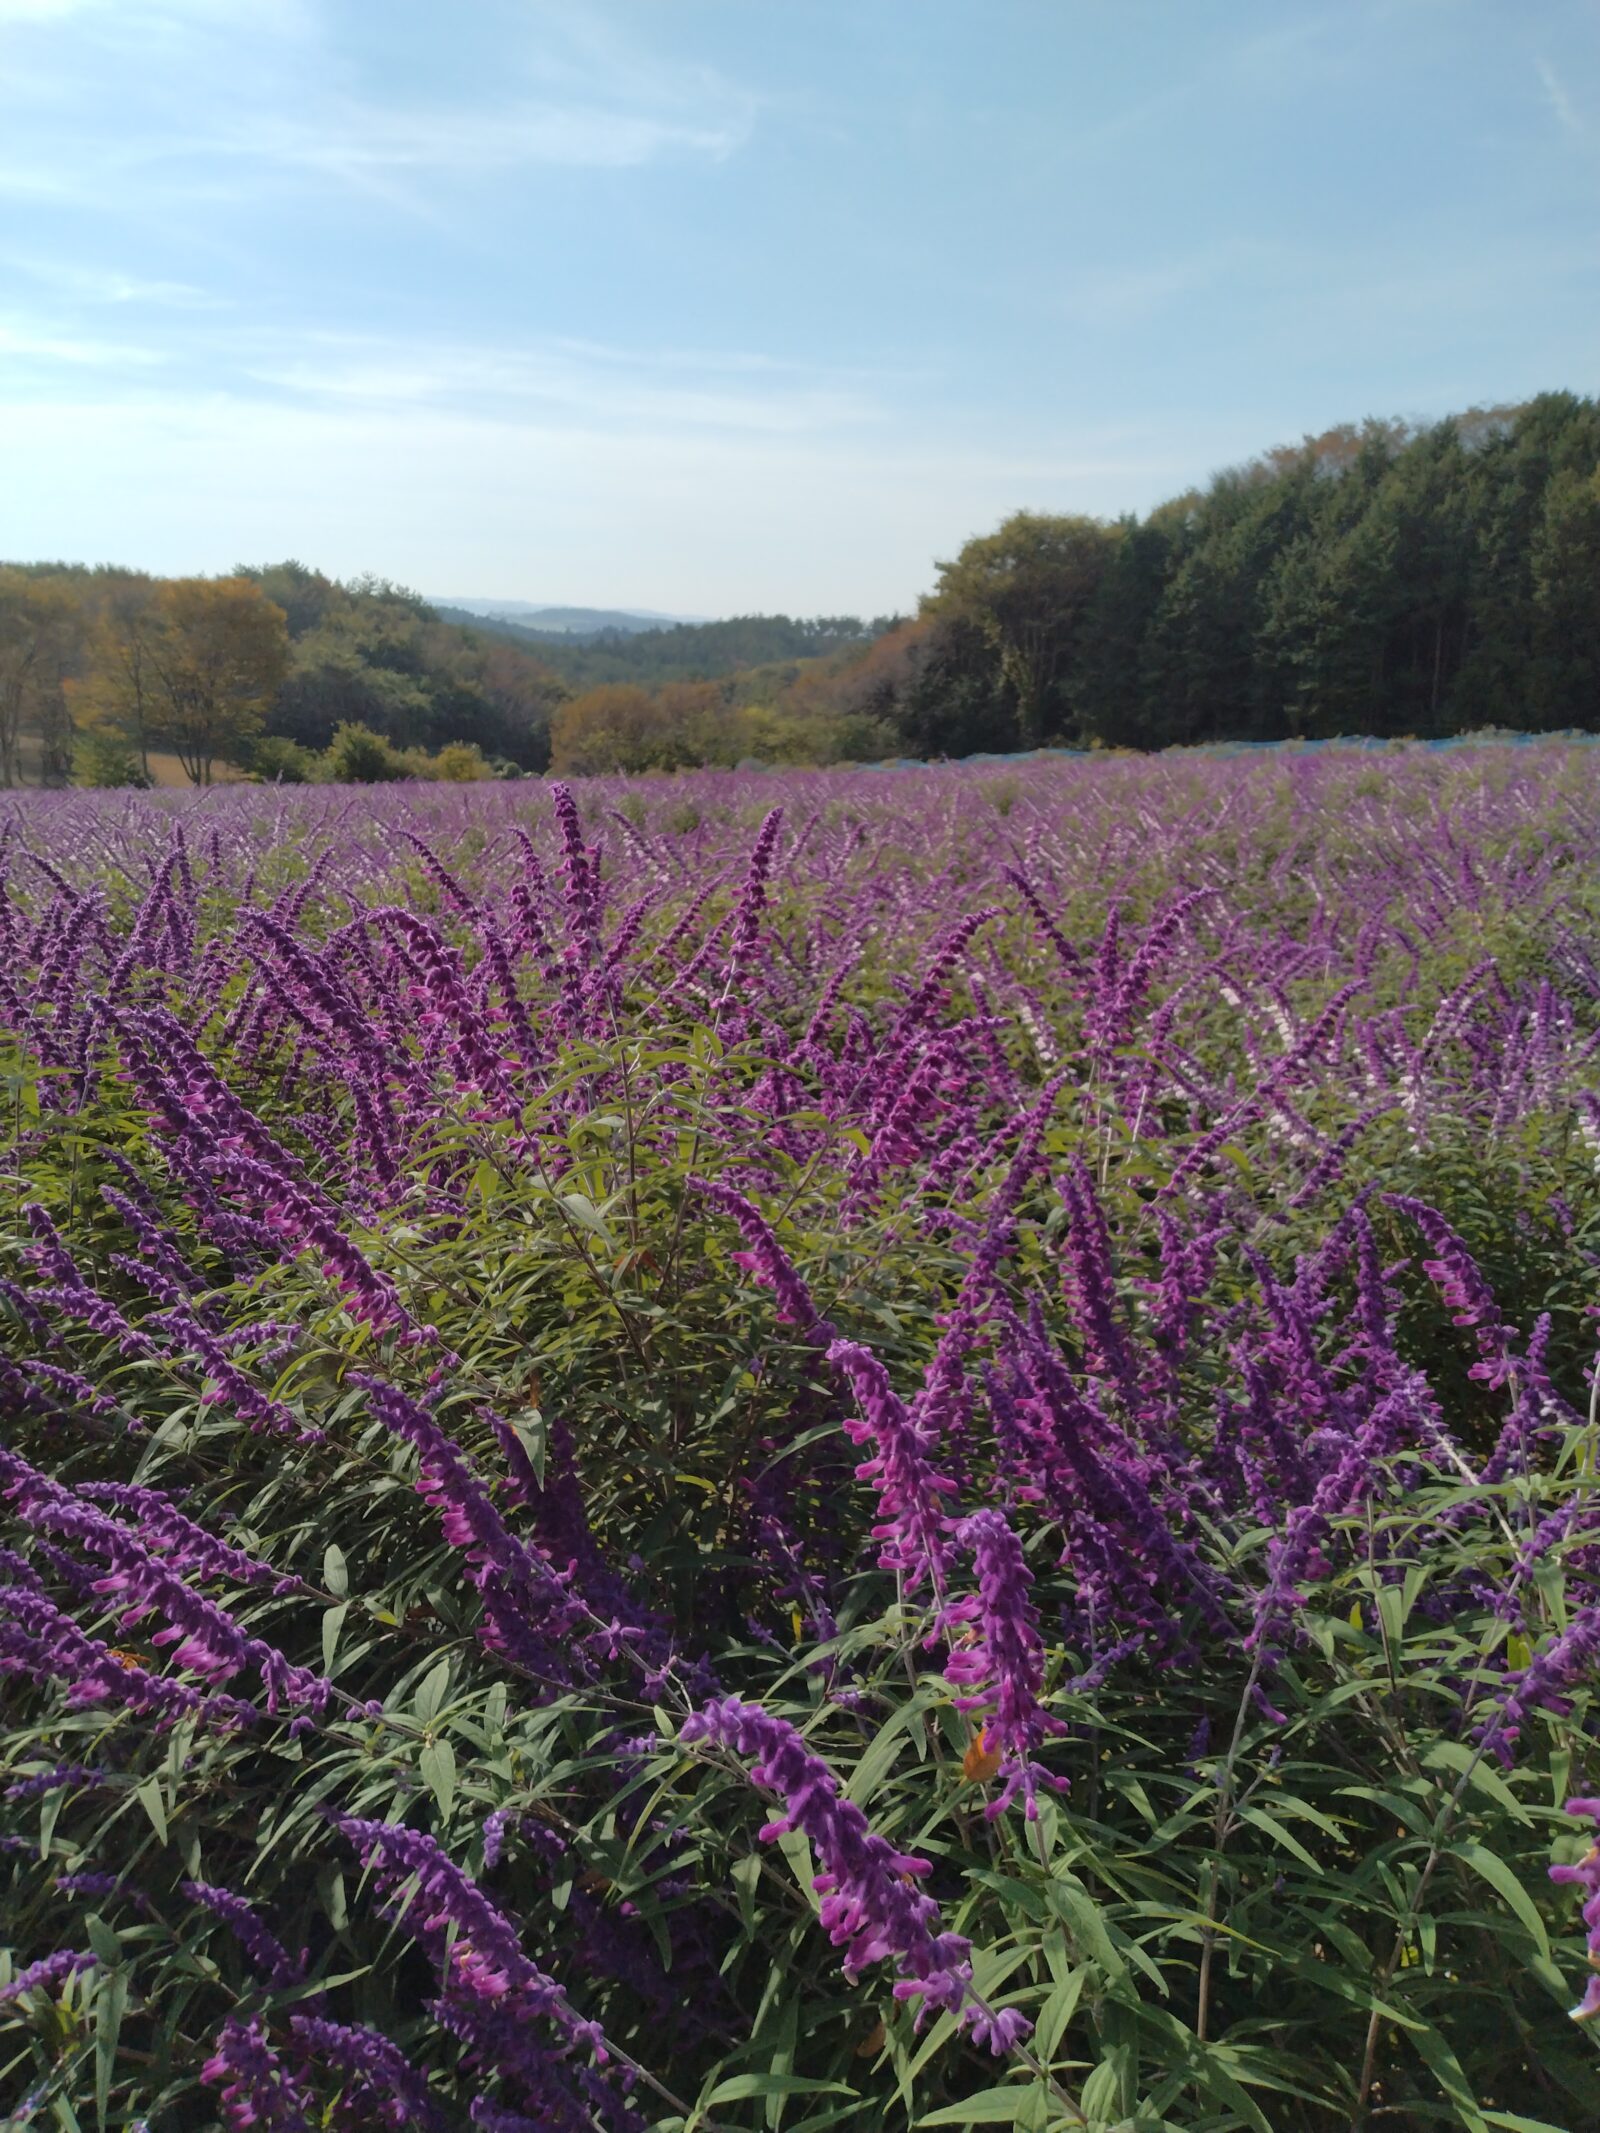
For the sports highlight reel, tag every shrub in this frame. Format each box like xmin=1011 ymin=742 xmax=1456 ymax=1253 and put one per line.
xmin=71 ymin=732 xmax=150 ymax=788
xmin=1 ymin=749 xmax=1598 ymax=2129
xmin=320 ymin=718 xmax=408 ymax=782
xmin=247 ymin=734 xmax=319 ymax=783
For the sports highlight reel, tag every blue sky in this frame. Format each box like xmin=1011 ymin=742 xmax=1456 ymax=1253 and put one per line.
xmin=1 ymin=0 xmax=1596 ymax=614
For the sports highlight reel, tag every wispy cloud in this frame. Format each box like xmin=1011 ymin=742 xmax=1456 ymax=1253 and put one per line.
xmin=213 ymin=97 xmax=747 ymax=182
xmin=0 ymin=0 xmax=753 ymax=216
xmin=241 ymin=328 xmax=880 ymax=435
xmin=0 ymin=319 xmax=164 ymax=366
xmin=1537 ymin=55 xmax=1584 ymax=137
xmin=1 ymin=255 xmax=220 ymax=307
xmin=0 ymin=284 xmax=885 ymax=436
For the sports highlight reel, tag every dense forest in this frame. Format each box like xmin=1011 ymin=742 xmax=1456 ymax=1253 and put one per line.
xmin=2 ymin=390 xmax=1597 ymax=784
xmin=850 ymin=389 xmax=1600 ymax=759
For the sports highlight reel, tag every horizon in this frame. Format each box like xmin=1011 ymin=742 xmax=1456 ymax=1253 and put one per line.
xmin=2 ymin=0 xmax=1596 ymax=612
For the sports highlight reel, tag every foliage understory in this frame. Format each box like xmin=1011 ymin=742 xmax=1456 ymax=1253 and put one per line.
xmin=1 ymin=750 xmax=1598 ymax=2132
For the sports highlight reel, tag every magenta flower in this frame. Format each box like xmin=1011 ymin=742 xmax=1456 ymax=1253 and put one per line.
xmin=0 ymin=1949 xmax=96 ymax=2004
xmin=1550 ymin=1796 xmax=1600 ymax=2024
xmin=946 ymin=1510 xmax=1066 ymax=1817
xmin=827 ymin=1338 xmax=960 ymax=1599
xmin=681 ymin=1695 xmax=1029 ymax=2053
xmin=201 ymin=2016 xmax=314 ymax=2132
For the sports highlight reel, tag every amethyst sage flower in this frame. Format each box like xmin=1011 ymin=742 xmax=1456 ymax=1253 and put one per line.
xmin=680 ymin=1695 xmax=1030 ymax=2053
xmin=1549 ymin=1796 xmax=1600 ymax=2024
xmin=945 ymin=1510 xmax=1066 ymax=1818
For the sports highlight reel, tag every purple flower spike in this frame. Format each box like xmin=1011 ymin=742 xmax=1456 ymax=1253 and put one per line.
xmin=183 ymin=1881 xmax=305 ymax=1987
xmin=828 ymin=1339 xmax=960 ymax=1600
xmin=681 ymin=1695 xmax=1029 ymax=2052
xmin=0 ymin=1949 xmax=96 ymax=2004
xmin=1550 ymin=1796 xmax=1600 ymax=2024
xmin=694 ymin=1177 xmax=834 ymax=1339
xmin=948 ymin=1510 xmax=1066 ymax=1817
xmin=201 ymin=2015 xmax=314 ymax=2132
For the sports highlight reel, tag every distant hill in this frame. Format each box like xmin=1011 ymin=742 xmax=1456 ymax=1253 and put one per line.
xmin=428 ymin=609 xmax=893 ymax=690
xmin=432 ymin=600 xmax=699 ymax=635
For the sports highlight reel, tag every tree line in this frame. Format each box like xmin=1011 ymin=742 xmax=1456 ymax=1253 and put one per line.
xmin=0 ymin=562 xmax=570 ymax=786
xmin=864 ymin=389 xmax=1600 ymax=757
xmin=543 ymin=391 xmax=1600 ymax=770
xmin=4 ymin=390 xmax=1597 ymax=784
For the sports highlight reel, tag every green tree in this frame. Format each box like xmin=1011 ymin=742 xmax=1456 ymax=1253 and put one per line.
xmin=0 ymin=569 xmax=76 ymax=787
xmin=1529 ymin=467 xmax=1600 ymax=729
xmin=924 ymin=513 xmax=1115 ymax=747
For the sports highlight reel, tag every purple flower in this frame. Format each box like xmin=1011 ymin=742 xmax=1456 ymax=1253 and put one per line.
xmin=1490 ymin=1607 xmax=1600 ymax=1760
xmin=1385 ymin=1194 xmax=1516 ymax=1387
xmin=827 ymin=1339 xmax=960 ymax=1600
xmin=1549 ymin=1796 xmax=1600 ymax=2024
xmin=354 ymin=1376 xmax=588 ymax=1682
xmin=183 ymin=1881 xmax=304 ymax=1987
xmin=0 ymin=1574 xmax=256 ymax=1730
xmin=336 ymin=1818 xmax=635 ymax=2125
xmin=693 ymin=1178 xmax=833 ymax=1339
xmin=0 ymin=1949 xmax=96 ymax=2004
xmin=946 ymin=1510 xmax=1066 ymax=1817
xmin=0 ymin=1447 xmax=329 ymax=1717
xmin=201 ymin=2016 xmax=313 ymax=2132
xmin=680 ymin=1695 xmax=1028 ymax=2052
xmin=5 ymin=1763 xmax=109 ymax=1801
xmin=286 ymin=2016 xmax=444 ymax=2129
xmin=718 ymin=807 xmax=784 ymax=1021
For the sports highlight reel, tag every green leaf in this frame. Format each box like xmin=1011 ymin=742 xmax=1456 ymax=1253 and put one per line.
xmin=322 ymin=1601 xmax=349 ymax=1673
xmin=845 ymin=1694 xmax=934 ymax=1805
xmin=323 ymin=1542 xmax=348 ymax=1598
xmin=1406 ymin=2021 xmax=1487 ymax=2132
xmin=1046 ymin=1874 xmax=1125 ymax=1980
xmin=1078 ymin=2062 xmax=1123 ymax=2122
xmin=414 ymin=1660 xmax=451 ymax=1726
xmin=94 ymin=1964 xmax=130 ymax=2130
xmin=508 ymin=1409 xmax=547 ymax=1486
xmin=773 ymin=1828 xmax=820 ymax=1914
xmin=420 ymin=1739 xmax=457 ymax=1819
xmin=134 ymin=1775 xmax=167 ymax=1845
xmin=1376 ymin=1581 xmax=1408 ymax=1648
xmin=918 ymin=2086 xmax=1041 ymax=2125
xmin=560 ymin=1191 xmax=613 ymax=1246
xmin=1032 ymin=1969 xmax=1087 ymax=2064
xmin=1449 ymin=1841 xmax=1550 ymax=1959
xmin=1481 ymin=2115 xmax=1582 ymax=2132
xmin=1237 ymin=1805 xmax=1322 ymax=1872
xmin=83 ymin=1913 xmax=122 ymax=1969
xmin=1421 ymin=1740 xmax=1530 ymax=1824
xmin=706 ymin=2075 xmax=853 ymax=2106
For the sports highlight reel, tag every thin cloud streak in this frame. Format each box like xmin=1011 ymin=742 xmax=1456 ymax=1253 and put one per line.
xmin=1537 ymin=55 xmax=1584 ymax=137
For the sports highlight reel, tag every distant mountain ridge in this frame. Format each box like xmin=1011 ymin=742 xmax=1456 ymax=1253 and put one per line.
xmin=431 ymin=605 xmax=886 ymax=691
xmin=432 ymin=599 xmax=705 ymax=635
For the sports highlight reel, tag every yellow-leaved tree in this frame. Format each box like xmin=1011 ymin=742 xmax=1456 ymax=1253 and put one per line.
xmin=76 ymin=576 xmax=289 ymax=785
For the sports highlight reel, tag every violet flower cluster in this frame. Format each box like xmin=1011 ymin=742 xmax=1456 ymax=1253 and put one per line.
xmin=945 ymin=1509 xmax=1066 ymax=1817
xmin=1549 ymin=1796 xmax=1600 ymax=2024
xmin=680 ymin=1695 xmax=1030 ymax=2054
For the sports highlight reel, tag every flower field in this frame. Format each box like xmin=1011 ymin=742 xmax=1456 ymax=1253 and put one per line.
xmin=2 ymin=750 xmax=1599 ymax=2131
